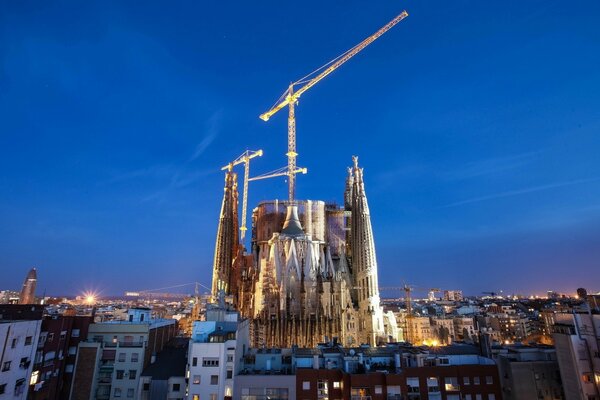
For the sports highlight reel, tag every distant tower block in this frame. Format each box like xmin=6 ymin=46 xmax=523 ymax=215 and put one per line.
xmin=19 ymin=267 xmax=37 ymax=304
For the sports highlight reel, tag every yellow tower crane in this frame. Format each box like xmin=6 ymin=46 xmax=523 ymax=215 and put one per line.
xmin=259 ymin=10 xmax=408 ymax=202
xmin=222 ymin=150 xmax=263 ymax=240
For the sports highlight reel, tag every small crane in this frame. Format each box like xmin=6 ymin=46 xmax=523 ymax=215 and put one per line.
xmin=222 ymin=150 xmax=263 ymax=240
xmin=259 ymin=10 xmax=409 ymax=202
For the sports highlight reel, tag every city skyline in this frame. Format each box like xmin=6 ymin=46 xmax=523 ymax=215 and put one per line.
xmin=2 ymin=0 xmax=600 ymax=296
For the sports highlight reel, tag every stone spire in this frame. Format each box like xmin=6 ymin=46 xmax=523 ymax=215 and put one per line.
xmin=211 ymin=170 xmax=239 ymax=300
xmin=350 ymin=156 xmax=384 ymax=345
xmin=19 ymin=267 xmax=37 ymax=304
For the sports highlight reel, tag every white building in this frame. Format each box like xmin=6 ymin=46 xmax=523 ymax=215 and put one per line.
xmin=0 ymin=319 xmax=42 ymax=399
xmin=187 ymin=305 xmax=249 ymax=400
xmin=553 ymin=313 xmax=600 ymax=400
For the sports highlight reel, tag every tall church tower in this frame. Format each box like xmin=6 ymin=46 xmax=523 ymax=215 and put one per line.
xmin=211 ymin=170 xmax=240 ymax=299
xmin=349 ymin=156 xmax=385 ymax=345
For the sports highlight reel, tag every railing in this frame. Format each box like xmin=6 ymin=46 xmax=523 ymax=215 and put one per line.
xmin=387 ymin=395 xmax=403 ymax=400
xmin=351 ymin=396 xmax=372 ymax=400
xmin=119 ymin=341 xmax=144 ymax=348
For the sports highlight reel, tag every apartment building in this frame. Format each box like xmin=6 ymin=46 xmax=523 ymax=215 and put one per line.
xmin=70 ymin=307 xmax=177 ymax=400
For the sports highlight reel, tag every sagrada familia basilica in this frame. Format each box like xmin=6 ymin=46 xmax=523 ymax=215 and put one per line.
xmin=210 ymin=156 xmax=398 ymax=347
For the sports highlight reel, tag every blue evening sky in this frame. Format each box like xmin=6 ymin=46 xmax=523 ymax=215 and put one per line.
xmin=1 ymin=1 xmax=599 ymax=297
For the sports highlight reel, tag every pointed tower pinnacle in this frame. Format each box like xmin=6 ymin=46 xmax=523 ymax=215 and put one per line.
xmin=19 ymin=267 xmax=37 ymax=305
xmin=211 ymin=170 xmax=240 ymax=300
xmin=350 ymin=156 xmax=385 ymax=345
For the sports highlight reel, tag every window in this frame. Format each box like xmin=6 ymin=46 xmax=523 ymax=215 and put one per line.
xmin=318 ymin=380 xmax=329 ymax=398
xmin=474 ymin=376 xmax=480 ymax=385
xmin=210 ymin=394 xmax=217 ymax=400
xmin=2 ymin=361 xmax=11 ymax=371
xmin=65 ymin=364 xmax=74 ymax=373
xmin=427 ymin=377 xmax=439 ymax=392
xmin=19 ymin=357 xmax=29 ymax=369
xmin=192 ymin=395 xmax=199 ymax=400
xmin=475 ymin=395 xmax=482 ymax=400
xmin=486 ymin=375 xmax=493 ymax=384
xmin=374 ymin=385 xmax=383 ymax=394
xmin=11 ymin=338 xmax=18 ymax=348
xmin=25 ymin=336 xmax=33 ymax=345
xmin=173 ymin=383 xmax=181 ymax=392
xmin=192 ymin=357 xmax=198 ymax=367
xmin=143 ymin=383 xmax=150 ymax=390
xmin=118 ymin=353 xmax=126 ymax=362
xmin=203 ymin=358 xmax=219 ymax=367
xmin=114 ymin=388 xmax=122 ymax=397
xmin=227 ymin=369 xmax=233 ymax=379
xmin=463 ymin=376 xmax=470 ymax=385
xmin=227 ymin=355 xmax=234 ymax=362
xmin=116 ymin=370 xmax=124 ymax=379
xmin=407 ymin=377 xmax=420 ymax=393
xmin=129 ymin=369 xmax=137 ymax=379
xmin=69 ymin=346 xmax=77 ymax=355
xmin=30 ymin=370 xmax=39 ymax=385
xmin=60 ymin=331 xmax=67 ymax=340
xmin=127 ymin=388 xmax=134 ymax=398
xmin=489 ymin=395 xmax=496 ymax=400
xmin=211 ymin=375 xmax=219 ymax=385
xmin=72 ymin=329 xmax=80 ymax=338
xmin=193 ymin=375 xmax=201 ymax=384
xmin=48 ymin=333 xmax=54 ymax=342
xmin=131 ymin=353 xmax=139 ymax=362
xmin=303 ymin=381 xmax=310 ymax=390
xmin=333 ymin=381 xmax=341 ymax=389
xmin=0 ymin=384 xmax=5 ymax=394
xmin=444 ymin=377 xmax=460 ymax=391
xmin=14 ymin=379 xmax=25 ymax=396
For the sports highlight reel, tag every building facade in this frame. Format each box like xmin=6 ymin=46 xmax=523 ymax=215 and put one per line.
xmin=0 ymin=319 xmax=42 ymax=399
xmin=552 ymin=313 xmax=600 ymax=400
xmin=211 ymin=156 xmax=391 ymax=347
xmin=187 ymin=305 xmax=250 ymax=400
xmin=29 ymin=314 xmax=93 ymax=400
xmin=70 ymin=308 xmax=177 ymax=400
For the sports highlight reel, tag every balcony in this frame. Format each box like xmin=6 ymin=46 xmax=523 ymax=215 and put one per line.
xmin=119 ymin=341 xmax=144 ymax=348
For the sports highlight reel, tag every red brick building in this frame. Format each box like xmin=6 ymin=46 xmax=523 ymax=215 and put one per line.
xmin=296 ymin=364 xmax=502 ymax=400
xmin=28 ymin=315 xmax=94 ymax=400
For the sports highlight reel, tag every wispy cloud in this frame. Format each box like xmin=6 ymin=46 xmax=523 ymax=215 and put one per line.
xmin=443 ymin=150 xmax=543 ymax=181
xmin=189 ymin=110 xmax=223 ymax=162
xmin=443 ymin=177 xmax=600 ymax=208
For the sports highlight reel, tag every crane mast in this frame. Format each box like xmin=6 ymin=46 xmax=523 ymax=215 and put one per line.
xmin=222 ymin=149 xmax=263 ymax=240
xmin=259 ymin=10 xmax=408 ymax=202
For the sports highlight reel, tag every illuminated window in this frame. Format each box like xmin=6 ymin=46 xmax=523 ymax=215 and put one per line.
xmin=333 ymin=381 xmax=341 ymax=389
xmin=30 ymin=370 xmax=39 ymax=385
xmin=317 ymin=380 xmax=328 ymax=399
xmin=192 ymin=396 xmax=199 ymax=400
xmin=193 ymin=375 xmax=201 ymax=384
xmin=444 ymin=377 xmax=460 ymax=391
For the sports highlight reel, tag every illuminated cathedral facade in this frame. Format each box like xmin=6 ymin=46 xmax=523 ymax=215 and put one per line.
xmin=210 ymin=156 xmax=397 ymax=347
